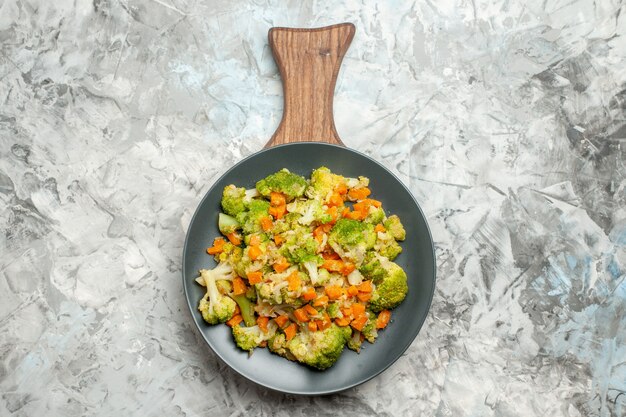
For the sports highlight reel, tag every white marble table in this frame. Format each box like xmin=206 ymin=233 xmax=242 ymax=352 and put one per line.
xmin=1 ymin=0 xmax=625 ymax=415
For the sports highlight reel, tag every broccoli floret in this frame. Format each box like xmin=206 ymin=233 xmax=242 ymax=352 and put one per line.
xmin=221 ymin=186 xmax=261 ymax=216
xmin=359 ymin=251 xmax=386 ymax=282
xmin=306 ymin=166 xmax=346 ymax=200
xmin=328 ymin=219 xmax=376 ymax=266
xmin=375 ymin=231 xmax=403 ymax=260
xmin=232 ymin=325 xmax=264 ymax=352
xmin=280 ymin=229 xmax=319 ymax=264
xmin=256 ymin=169 xmax=307 ymax=201
xmin=361 ymin=315 xmax=378 ymax=343
xmin=347 ymin=330 xmax=362 ymax=352
xmin=364 ymin=206 xmax=385 ymax=225
xmin=215 ymin=242 xmax=243 ymax=267
xmin=218 ymin=213 xmax=241 ymax=235
xmin=286 ymin=324 xmax=351 ymax=370
xmin=268 ymin=333 xmax=297 ymax=361
xmin=236 ymin=199 xmax=270 ymax=234
xmin=197 ymin=264 xmax=237 ymax=325
xmin=378 ymin=240 xmax=402 ymax=260
xmin=221 ymin=185 xmax=246 ymax=216
xmin=271 ymin=212 xmax=304 ymax=235
xmin=326 ymin=302 xmax=340 ymax=318
xmin=279 ymin=284 xmax=305 ymax=306
xmin=369 ymin=256 xmax=408 ymax=312
xmin=384 ymin=215 xmax=406 ymax=241
xmin=285 ymin=199 xmax=332 ymax=225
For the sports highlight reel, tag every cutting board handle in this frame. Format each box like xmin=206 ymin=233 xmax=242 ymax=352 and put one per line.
xmin=265 ymin=23 xmax=355 ymax=148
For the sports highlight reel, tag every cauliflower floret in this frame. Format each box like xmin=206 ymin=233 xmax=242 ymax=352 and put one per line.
xmin=196 ymin=263 xmax=237 ymax=325
xmin=345 ymin=176 xmax=369 ymax=190
xmin=286 ymin=199 xmax=332 ymax=225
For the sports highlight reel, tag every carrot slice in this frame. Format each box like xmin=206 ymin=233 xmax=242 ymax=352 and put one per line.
xmin=207 ymin=237 xmax=226 ymax=254
xmin=341 ymin=307 xmax=353 ymax=318
xmin=347 ymin=285 xmax=359 ymax=296
xmin=322 ymin=259 xmax=343 ymax=272
xmin=293 ymin=308 xmax=309 ymax=322
xmin=352 ymin=303 xmax=366 ymax=317
xmin=307 ymin=321 xmax=318 ymax=332
xmin=326 ymin=206 xmax=338 ymax=224
xmin=226 ymin=232 xmax=241 ymax=245
xmin=376 ymin=310 xmax=392 ymax=329
xmin=357 ymin=280 xmax=373 ymax=293
xmin=341 ymin=262 xmax=356 ymax=276
xmin=322 ymin=251 xmax=340 ymax=260
xmin=352 ymin=201 xmax=368 ymax=212
xmin=249 ymin=235 xmax=261 ymax=246
xmin=301 ymin=287 xmax=317 ymax=301
xmin=284 ymin=323 xmax=297 ymax=340
xmin=341 ymin=207 xmax=351 ymax=218
xmin=363 ymin=198 xmax=382 ymax=208
xmin=247 ymin=270 xmax=263 ymax=285
xmin=356 ymin=292 xmax=372 ymax=302
xmin=287 ymin=270 xmax=301 ymax=291
xmin=273 ymin=258 xmax=290 ymax=273
xmin=312 ymin=295 xmax=329 ymax=307
xmin=328 ymin=192 xmax=343 ymax=207
xmin=350 ymin=315 xmax=368 ymax=331
xmin=374 ymin=223 xmax=386 ymax=233
xmin=348 ymin=187 xmax=371 ymax=200
xmin=257 ymin=316 xmax=269 ymax=332
xmin=325 ymin=285 xmax=343 ymax=300
xmin=304 ymin=304 xmax=318 ymax=316
xmin=273 ymin=235 xmax=284 ymax=246
xmin=248 ymin=245 xmax=262 ymax=260
xmin=269 ymin=204 xmax=286 ymax=219
xmin=233 ymin=304 xmax=241 ymax=315
xmin=260 ymin=216 xmax=273 ymax=231
xmin=346 ymin=210 xmax=365 ymax=220
xmin=335 ymin=317 xmax=350 ymax=327
xmin=207 ymin=246 xmax=222 ymax=255
xmin=270 ymin=192 xmax=286 ymax=207
xmin=334 ymin=183 xmax=348 ymax=195
xmin=232 ymin=277 xmax=247 ymax=295
xmin=274 ymin=314 xmax=290 ymax=328
xmin=226 ymin=315 xmax=243 ymax=327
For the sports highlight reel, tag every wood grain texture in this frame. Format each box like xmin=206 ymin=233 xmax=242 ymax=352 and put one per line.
xmin=265 ymin=23 xmax=355 ymax=148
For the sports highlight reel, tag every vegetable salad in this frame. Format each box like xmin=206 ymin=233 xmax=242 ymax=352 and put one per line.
xmin=195 ymin=167 xmax=408 ymax=370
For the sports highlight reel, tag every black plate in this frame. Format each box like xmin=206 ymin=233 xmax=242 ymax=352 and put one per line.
xmin=182 ymin=143 xmax=436 ymax=395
